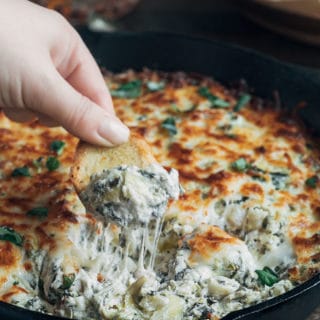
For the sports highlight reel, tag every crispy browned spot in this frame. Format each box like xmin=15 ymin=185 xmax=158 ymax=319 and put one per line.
xmin=188 ymin=226 xmax=238 ymax=262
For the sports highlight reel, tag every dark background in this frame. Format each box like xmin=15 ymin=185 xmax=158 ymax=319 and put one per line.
xmin=110 ymin=0 xmax=320 ymax=69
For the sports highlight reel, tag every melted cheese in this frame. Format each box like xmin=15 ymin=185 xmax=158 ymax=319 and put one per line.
xmin=82 ymin=164 xmax=180 ymax=227
xmin=0 ymin=69 xmax=318 ymax=319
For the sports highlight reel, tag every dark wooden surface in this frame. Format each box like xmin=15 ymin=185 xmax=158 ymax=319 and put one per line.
xmin=112 ymin=1 xmax=320 ymax=319
xmin=113 ymin=0 xmax=320 ymax=69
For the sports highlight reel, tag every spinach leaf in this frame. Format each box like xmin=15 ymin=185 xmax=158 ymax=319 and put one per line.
xmin=305 ymin=175 xmax=318 ymax=188
xmin=27 ymin=207 xmax=48 ymax=218
xmin=270 ymin=172 xmax=288 ymax=190
xmin=61 ymin=274 xmax=75 ymax=290
xmin=231 ymin=158 xmax=249 ymax=172
xmin=111 ymin=80 xmax=142 ymax=98
xmin=50 ymin=140 xmax=65 ymax=155
xmin=46 ymin=157 xmax=60 ymax=171
xmin=198 ymin=87 xmax=230 ymax=108
xmin=256 ymin=267 xmax=279 ymax=286
xmin=11 ymin=167 xmax=30 ymax=177
xmin=161 ymin=117 xmax=177 ymax=135
xmin=234 ymin=94 xmax=251 ymax=112
xmin=0 ymin=226 xmax=23 ymax=247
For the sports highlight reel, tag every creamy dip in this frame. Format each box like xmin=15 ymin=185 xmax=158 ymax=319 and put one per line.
xmin=81 ymin=164 xmax=180 ymax=227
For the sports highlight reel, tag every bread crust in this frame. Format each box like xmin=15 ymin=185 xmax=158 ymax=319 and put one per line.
xmin=71 ymin=132 xmax=156 ymax=192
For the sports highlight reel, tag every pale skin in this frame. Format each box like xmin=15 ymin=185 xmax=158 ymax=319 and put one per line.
xmin=0 ymin=0 xmax=130 ymax=146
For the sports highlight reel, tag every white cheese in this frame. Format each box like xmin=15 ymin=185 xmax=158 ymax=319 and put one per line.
xmin=208 ymin=276 xmax=240 ymax=299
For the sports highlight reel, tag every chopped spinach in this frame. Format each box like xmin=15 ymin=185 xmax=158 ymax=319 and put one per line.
xmin=27 ymin=207 xmax=48 ymax=218
xmin=270 ymin=172 xmax=288 ymax=190
xmin=214 ymin=199 xmax=227 ymax=215
xmin=61 ymin=274 xmax=75 ymax=290
xmin=231 ymin=158 xmax=249 ymax=172
xmin=11 ymin=167 xmax=30 ymax=177
xmin=256 ymin=267 xmax=279 ymax=286
xmin=232 ymin=196 xmax=249 ymax=204
xmin=97 ymin=202 xmax=125 ymax=226
xmin=110 ymin=80 xmax=142 ymax=99
xmin=161 ymin=117 xmax=177 ymax=135
xmin=305 ymin=175 xmax=318 ymax=188
xmin=234 ymin=94 xmax=251 ymax=112
xmin=146 ymin=81 xmax=165 ymax=92
xmin=251 ymin=175 xmax=266 ymax=182
xmin=46 ymin=157 xmax=60 ymax=171
xmin=50 ymin=140 xmax=65 ymax=155
xmin=0 ymin=226 xmax=23 ymax=247
xmin=249 ymin=166 xmax=266 ymax=182
xmin=198 ymin=87 xmax=230 ymax=108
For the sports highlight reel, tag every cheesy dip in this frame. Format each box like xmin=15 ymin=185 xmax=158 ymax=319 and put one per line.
xmin=0 ymin=69 xmax=319 ymax=319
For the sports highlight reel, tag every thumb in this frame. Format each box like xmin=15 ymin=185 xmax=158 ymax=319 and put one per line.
xmin=29 ymin=68 xmax=130 ymax=146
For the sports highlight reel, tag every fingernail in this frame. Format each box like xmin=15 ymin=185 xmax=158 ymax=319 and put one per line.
xmin=97 ymin=117 xmax=130 ymax=145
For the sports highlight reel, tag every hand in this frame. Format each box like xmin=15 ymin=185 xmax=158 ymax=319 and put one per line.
xmin=0 ymin=0 xmax=129 ymax=146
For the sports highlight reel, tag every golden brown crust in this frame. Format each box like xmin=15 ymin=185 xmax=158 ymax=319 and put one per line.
xmin=0 ymin=68 xmax=320 ymax=315
xmin=70 ymin=132 xmax=156 ymax=193
xmin=106 ymin=68 xmax=320 ymax=279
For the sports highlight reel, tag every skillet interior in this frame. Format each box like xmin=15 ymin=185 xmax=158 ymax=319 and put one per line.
xmin=0 ymin=30 xmax=319 ymax=320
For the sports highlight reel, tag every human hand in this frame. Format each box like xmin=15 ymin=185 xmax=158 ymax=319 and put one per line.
xmin=0 ymin=0 xmax=129 ymax=146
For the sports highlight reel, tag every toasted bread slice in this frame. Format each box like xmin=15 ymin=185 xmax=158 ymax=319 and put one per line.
xmin=71 ymin=133 xmax=156 ymax=193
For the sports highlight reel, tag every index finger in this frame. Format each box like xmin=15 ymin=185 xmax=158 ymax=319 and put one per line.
xmin=57 ymin=30 xmax=115 ymax=115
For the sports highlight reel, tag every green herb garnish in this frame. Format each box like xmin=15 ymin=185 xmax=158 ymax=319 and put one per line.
xmin=111 ymin=80 xmax=142 ymax=99
xmin=27 ymin=207 xmax=48 ymax=218
xmin=11 ymin=167 xmax=30 ymax=177
xmin=231 ymin=158 xmax=249 ymax=172
xmin=146 ymin=81 xmax=165 ymax=92
xmin=13 ymin=281 xmax=19 ymax=286
xmin=161 ymin=117 xmax=177 ymax=135
xmin=61 ymin=274 xmax=75 ymax=290
xmin=256 ymin=267 xmax=279 ymax=287
xmin=198 ymin=87 xmax=230 ymax=108
xmin=46 ymin=157 xmax=60 ymax=171
xmin=0 ymin=226 xmax=23 ymax=247
xmin=213 ymin=98 xmax=231 ymax=108
xmin=305 ymin=175 xmax=318 ymax=188
xmin=50 ymin=140 xmax=65 ymax=155
xmin=252 ymin=175 xmax=266 ymax=182
xmin=234 ymin=94 xmax=251 ymax=112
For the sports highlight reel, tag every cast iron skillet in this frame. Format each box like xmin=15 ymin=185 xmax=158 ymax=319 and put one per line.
xmin=1 ymin=30 xmax=319 ymax=320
